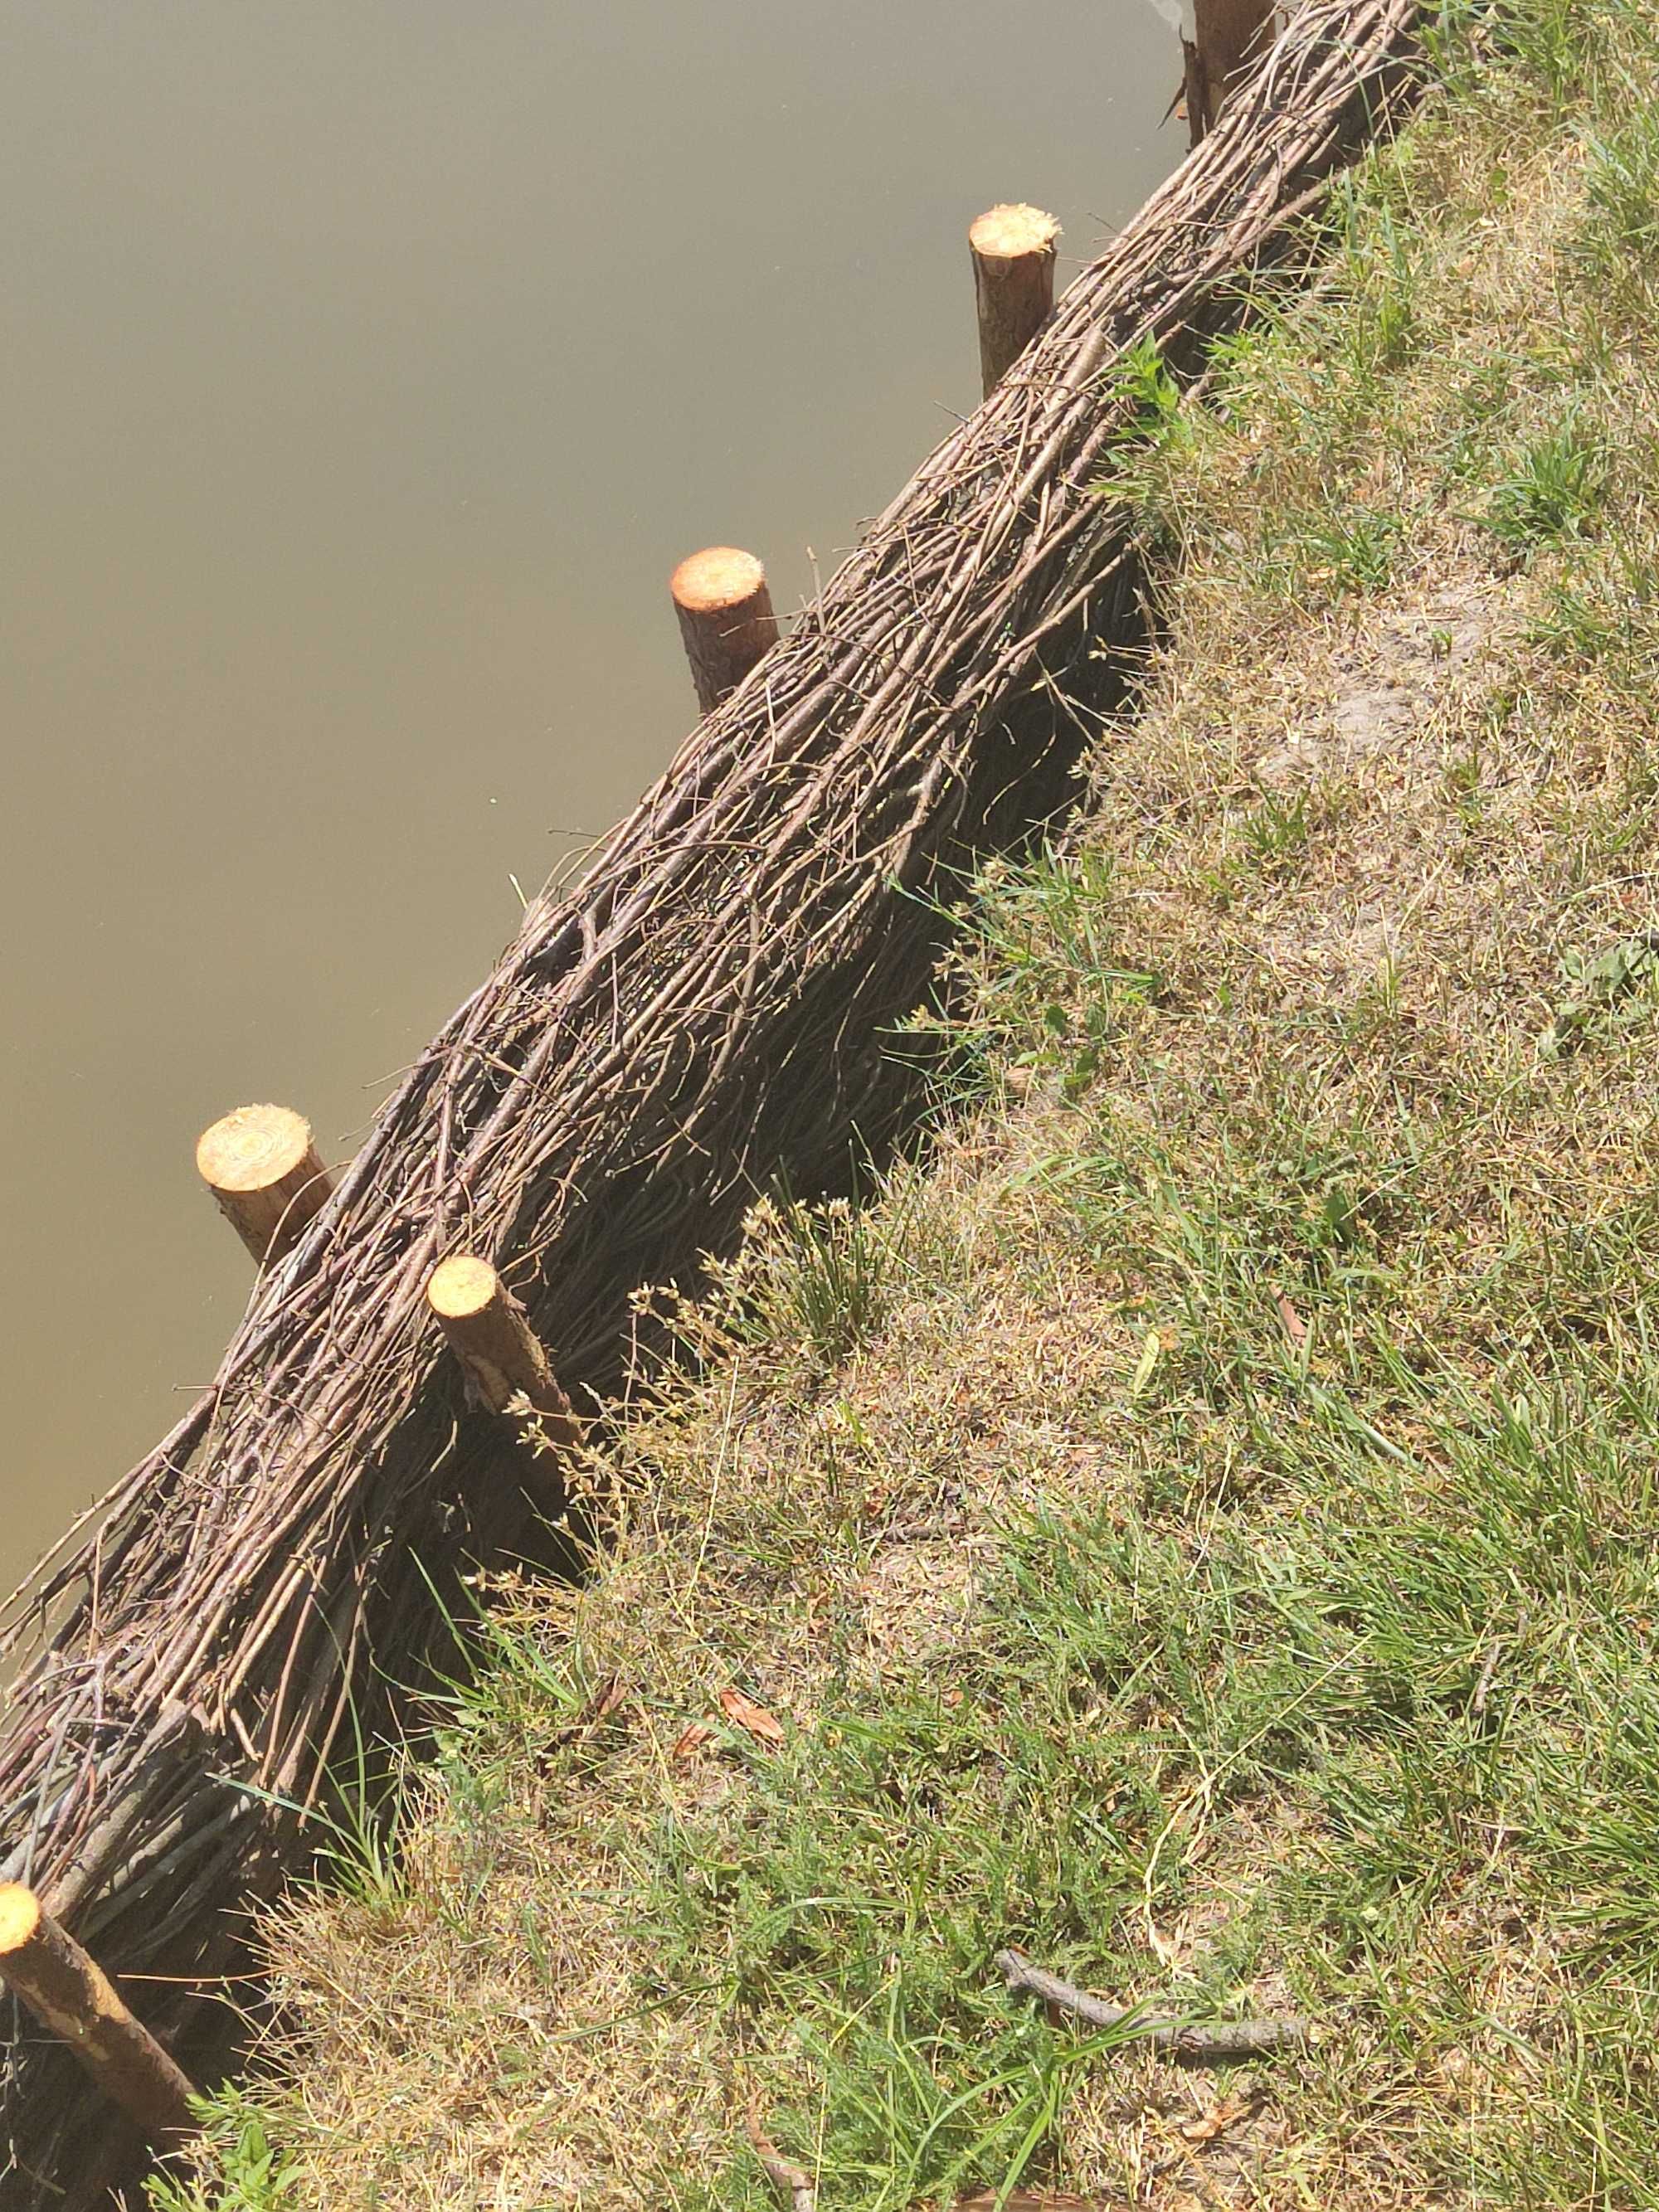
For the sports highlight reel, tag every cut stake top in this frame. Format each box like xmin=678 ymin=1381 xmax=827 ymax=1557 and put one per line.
xmin=0 ymin=1883 xmax=41 ymax=1952
xmin=426 ymin=1253 xmax=502 ymax=1320
xmin=195 ymin=1105 xmax=314 ymax=1194
xmin=968 ymin=203 xmax=1062 ymax=263
xmin=669 ymin=546 xmax=768 ymax=614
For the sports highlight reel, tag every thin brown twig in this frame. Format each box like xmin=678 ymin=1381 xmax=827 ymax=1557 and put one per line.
xmin=744 ymin=2092 xmax=818 ymax=2212
xmin=995 ymin=1950 xmax=1310 ymax=2062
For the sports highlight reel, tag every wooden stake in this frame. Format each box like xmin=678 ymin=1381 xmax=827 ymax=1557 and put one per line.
xmin=669 ymin=547 xmax=779 ymax=715
xmin=426 ymin=1255 xmax=582 ymax=1451
xmin=195 ymin=1103 xmax=333 ymax=1264
xmin=0 ymin=1884 xmax=198 ymax=2146
xmin=969 ymin=204 xmax=1061 ymax=397
xmin=1182 ymin=0 xmax=1277 ymax=143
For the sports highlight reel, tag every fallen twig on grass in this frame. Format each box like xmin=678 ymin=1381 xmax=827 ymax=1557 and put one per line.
xmin=951 ymin=2195 xmax=1123 ymax=2210
xmin=995 ymin=1950 xmax=1308 ymax=2061
xmin=744 ymin=2093 xmax=817 ymax=2212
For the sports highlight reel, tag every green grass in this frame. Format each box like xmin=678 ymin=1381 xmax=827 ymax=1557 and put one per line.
xmin=170 ymin=0 xmax=1659 ymax=2204
xmin=1484 ymin=406 xmax=1607 ymax=553
xmin=149 ymin=2095 xmax=299 ymax=2212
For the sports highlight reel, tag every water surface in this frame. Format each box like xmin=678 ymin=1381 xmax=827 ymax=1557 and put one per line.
xmin=0 ymin=1 xmax=1180 ymax=1588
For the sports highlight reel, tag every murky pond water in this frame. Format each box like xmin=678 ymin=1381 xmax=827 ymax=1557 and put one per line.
xmin=0 ymin=2 xmax=1180 ymax=1591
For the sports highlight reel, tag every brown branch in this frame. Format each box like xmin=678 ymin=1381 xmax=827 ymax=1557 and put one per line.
xmin=745 ymin=2093 xmax=817 ymax=2212
xmin=995 ymin=1951 xmax=1308 ymax=2063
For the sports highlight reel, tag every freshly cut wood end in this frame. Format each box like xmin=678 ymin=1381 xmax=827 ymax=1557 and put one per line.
xmin=427 ymin=1254 xmax=502 ymax=1320
xmin=969 ymin=203 xmax=1061 ymax=261
xmin=195 ymin=1105 xmax=314 ymax=1194
xmin=669 ymin=546 xmax=768 ymax=615
xmin=0 ymin=1884 xmax=42 ymax=1954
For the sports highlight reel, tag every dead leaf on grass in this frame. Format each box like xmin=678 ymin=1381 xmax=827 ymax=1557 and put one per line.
xmin=1180 ymin=2090 xmax=1253 ymax=2144
xmin=1146 ymin=1918 xmax=1182 ymax=1966
xmin=1276 ymin=1291 xmax=1308 ymax=1348
xmin=669 ymin=1720 xmax=715 ymax=1766
xmin=536 ymin=1673 xmax=629 ymax=1774
xmin=718 ymin=1687 xmax=787 ymax=1746
xmin=1130 ymin=1326 xmax=1163 ymax=1398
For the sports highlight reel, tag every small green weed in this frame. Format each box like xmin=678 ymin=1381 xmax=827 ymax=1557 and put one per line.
xmin=1295 ymin=503 xmax=1400 ymax=594
xmin=1332 ymin=186 xmax=1424 ymax=379
xmin=709 ymin=1192 xmax=903 ymax=1373
xmin=960 ymin=846 xmax=1160 ymax=1091
xmin=1530 ymin=534 xmax=1659 ymax=664
xmin=1538 ymin=926 xmax=1659 ymax=1057
xmin=147 ymin=2093 xmax=297 ymax=2212
xmin=1578 ymin=101 xmax=1659 ymax=313
xmin=1092 ymin=335 xmax=1194 ymax=527
xmin=1484 ymin=408 xmax=1606 ymax=553
xmin=1239 ymin=787 xmax=1316 ymax=873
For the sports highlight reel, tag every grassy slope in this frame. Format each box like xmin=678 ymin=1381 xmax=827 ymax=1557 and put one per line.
xmin=172 ymin=3 xmax=1659 ymax=2203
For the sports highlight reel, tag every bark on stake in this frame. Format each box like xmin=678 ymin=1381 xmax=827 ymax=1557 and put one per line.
xmin=970 ymin=204 xmax=1061 ymax=396
xmin=426 ymin=1255 xmax=582 ymax=1451
xmin=670 ymin=547 xmax=779 ymax=714
xmin=1183 ymin=0 xmax=1277 ymax=143
xmin=196 ymin=1104 xmax=333 ymax=1263
xmin=0 ymin=1883 xmax=198 ymax=2144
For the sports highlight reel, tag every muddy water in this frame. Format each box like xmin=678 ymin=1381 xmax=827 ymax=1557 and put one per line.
xmin=0 ymin=2 xmax=1180 ymax=1590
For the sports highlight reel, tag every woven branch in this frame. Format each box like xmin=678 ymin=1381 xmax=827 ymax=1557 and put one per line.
xmin=0 ymin=2 xmax=1422 ymax=2195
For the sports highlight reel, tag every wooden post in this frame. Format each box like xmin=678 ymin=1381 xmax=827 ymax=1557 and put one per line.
xmin=969 ymin=205 xmax=1061 ymax=398
xmin=426 ymin=1255 xmax=582 ymax=1451
xmin=195 ymin=1103 xmax=333 ymax=1264
xmin=1182 ymin=0 xmax=1277 ymax=143
xmin=0 ymin=1884 xmax=198 ymax=2146
xmin=669 ymin=547 xmax=778 ymax=715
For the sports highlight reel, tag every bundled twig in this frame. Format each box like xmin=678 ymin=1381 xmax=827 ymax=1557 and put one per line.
xmin=0 ymin=2 xmax=1420 ymax=2197
xmin=995 ymin=1952 xmax=1308 ymax=2064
